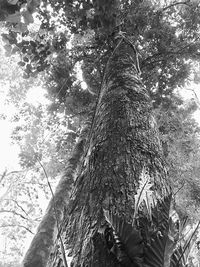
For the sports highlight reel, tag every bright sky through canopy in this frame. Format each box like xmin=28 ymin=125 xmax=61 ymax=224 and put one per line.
xmin=0 ymin=120 xmax=20 ymax=172
xmin=179 ymin=82 xmax=200 ymax=124
xmin=26 ymin=86 xmax=51 ymax=107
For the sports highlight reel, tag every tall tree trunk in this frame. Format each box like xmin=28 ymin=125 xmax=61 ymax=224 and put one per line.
xmin=22 ymin=124 xmax=89 ymax=267
xmin=67 ymin=38 xmax=169 ymax=266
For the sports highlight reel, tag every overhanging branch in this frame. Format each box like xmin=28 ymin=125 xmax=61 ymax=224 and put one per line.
xmin=162 ymin=1 xmax=191 ymax=12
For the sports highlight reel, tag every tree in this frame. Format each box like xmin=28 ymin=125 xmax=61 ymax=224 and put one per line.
xmin=155 ymin=98 xmax=200 ymax=220
xmin=0 ymin=26 xmax=84 ymax=265
xmin=1 ymin=0 xmax=200 ymax=266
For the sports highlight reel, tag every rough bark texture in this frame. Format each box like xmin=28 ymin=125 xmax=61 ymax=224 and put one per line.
xmin=22 ymin=124 xmax=89 ymax=267
xmin=22 ymin=38 xmax=169 ymax=267
xmin=66 ymin=39 xmax=168 ymax=266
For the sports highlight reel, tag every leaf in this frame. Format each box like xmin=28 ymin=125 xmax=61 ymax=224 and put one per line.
xmin=27 ymin=0 xmax=41 ymax=13
xmin=170 ymin=221 xmax=197 ymax=267
xmin=1 ymin=34 xmax=11 ymax=45
xmin=170 ymin=245 xmax=186 ymax=267
xmin=151 ymin=194 xmax=172 ymax=231
xmin=145 ymin=230 xmax=175 ymax=267
xmin=12 ymin=22 xmax=28 ymax=33
xmin=22 ymin=10 xmax=34 ymax=25
xmin=104 ymin=210 xmax=143 ymax=266
xmin=23 ymin=57 xmax=29 ymax=63
xmin=6 ymin=12 xmax=21 ymax=23
xmin=7 ymin=0 xmax=19 ymax=4
xmin=18 ymin=61 xmax=26 ymax=67
xmin=173 ymin=221 xmax=200 ymax=266
xmin=134 ymin=167 xmax=154 ymax=218
xmin=138 ymin=194 xmax=176 ymax=266
xmin=4 ymin=44 xmax=12 ymax=53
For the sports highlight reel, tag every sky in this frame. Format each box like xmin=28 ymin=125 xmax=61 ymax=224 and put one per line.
xmin=0 ymin=87 xmax=20 ymax=173
xmin=0 ymin=86 xmax=50 ymax=175
xmin=0 ymin=120 xmax=20 ymax=172
xmin=0 ymin=84 xmax=51 ymax=261
xmin=180 ymin=83 xmax=200 ymax=124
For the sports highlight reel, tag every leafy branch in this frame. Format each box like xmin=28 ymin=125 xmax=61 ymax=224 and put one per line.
xmin=176 ymin=220 xmax=200 ymax=265
xmin=3 ymin=198 xmax=30 ymax=217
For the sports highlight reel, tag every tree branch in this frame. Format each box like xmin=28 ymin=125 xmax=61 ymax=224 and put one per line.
xmin=162 ymin=1 xmax=191 ymax=12
xmin=0 ymin=209 xmax=28 ymax=220
xmin=4 ymin=198 xmax=30 ymax=217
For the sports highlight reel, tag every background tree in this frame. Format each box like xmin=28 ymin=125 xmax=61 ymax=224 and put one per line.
xmin=0 ymin=29 xmax=77 ymax=266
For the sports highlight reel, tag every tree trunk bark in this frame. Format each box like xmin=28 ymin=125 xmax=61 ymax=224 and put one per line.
xmin=67 ymin=39 xmax=169 ymax=266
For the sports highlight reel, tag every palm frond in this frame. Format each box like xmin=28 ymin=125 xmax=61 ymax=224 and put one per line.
xmin=104 ymin=210 xmax=144 ymax=266
xmin=171 ymin=221 xmax=200 ymax=267
xmin=144 ymin=228 xmax=175 ymax=267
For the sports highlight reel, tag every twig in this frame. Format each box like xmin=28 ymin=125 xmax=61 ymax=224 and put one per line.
xmin=8 ymin=199 xmax=29 ymax=217
xmin=0 ymin=169 xmax=7 ymax=184
xmin=0 ymin=224 xmax=34 ymax=234
xmin=174 ymin=182 xmax=185 ymax=196
xmin=37 ymin=159 xmax=68 ymax=267
xmin=0 ymin=209 xmax=28 ymax=220
xmin=186 ymin=88 xmax=200 ymax=108
xmin=0 ymin=170 xmax=23 ymax=185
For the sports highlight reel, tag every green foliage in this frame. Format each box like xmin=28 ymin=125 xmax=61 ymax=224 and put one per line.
xmin=156 ymin=99 xmax=200 ymax=219
xmin=2 ymin=0 xmax=200 ymax=112
xmin=0 ymin=170 xmax=44 ymax=263
xmin=0 ymin=30 xmax=78 ymax=264
xmin=104 ymin=193 xmax=199 ymax=267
